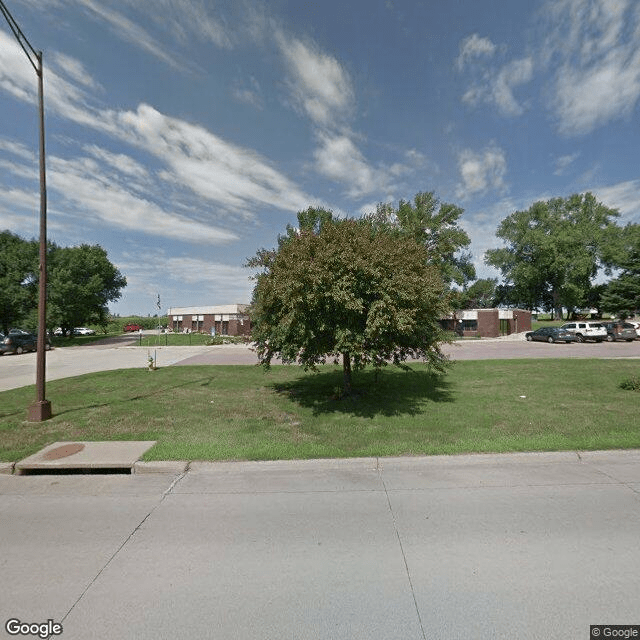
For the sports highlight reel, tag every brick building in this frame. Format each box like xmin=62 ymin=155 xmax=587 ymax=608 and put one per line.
xmin=441 ymin=308 xmax=532 ymax=338
xmin=167 ymin=304 xmax=251 ymax=336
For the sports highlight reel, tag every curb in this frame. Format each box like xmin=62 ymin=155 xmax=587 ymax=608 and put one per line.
xmin=134 ymin=460 xmax=190 ymax=474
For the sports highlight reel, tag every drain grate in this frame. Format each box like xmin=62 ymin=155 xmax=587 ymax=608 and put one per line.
xmin=17 ymin=467 xmax=133 ymax=476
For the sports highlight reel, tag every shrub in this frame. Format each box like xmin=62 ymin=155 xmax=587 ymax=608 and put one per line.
xmin=619 ymin=375 xmax=640 ymax=391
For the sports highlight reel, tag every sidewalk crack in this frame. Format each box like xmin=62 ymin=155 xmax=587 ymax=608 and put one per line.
xmin=56 ymin=471 xmax=188 ymax=632
xmin=379 ymin=470 xmax=427 ymax=640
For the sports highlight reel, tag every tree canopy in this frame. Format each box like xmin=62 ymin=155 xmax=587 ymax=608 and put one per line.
xmin=0 ymin=232 xmax=126 ymax=334
xmin=599 ymin=223 xmax=640 ymax=318
xmin=247 ymin=210 xmax=450 ymax=393
xmin=48 ymin=244 xmax=127 ymax=335
xmin=0 ymin=231 xmax=38 ymax=335
xmin=365 ymin=191 xmax=476 ymax=288
xmin=485 ymin=193 xmax=621 ymax=318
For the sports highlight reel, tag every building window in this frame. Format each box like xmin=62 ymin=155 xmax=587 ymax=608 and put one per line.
xmin=462 ymin=320 xmax=478 ymax=331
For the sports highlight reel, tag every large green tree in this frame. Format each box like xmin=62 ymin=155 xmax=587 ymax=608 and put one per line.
xmin=485 ymin=193 xmax=621 ymax=319
xmin=247 ymin=211 xmax=450 ymax=394
xmin=366 ymin=191 xmax=476 ymax=288
xmin=599 ymin=223 xmax=640 ymax=318
xmin=47 ymin=244 xmax=127 ymax=335
xmin=0 ymin=231 xmax=38 ymax=334
xmin=457 ymin=278 xmax=499 ymax=309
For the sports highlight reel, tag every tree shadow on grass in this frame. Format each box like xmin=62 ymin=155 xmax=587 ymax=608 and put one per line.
xmin=271 ymin=366 xmax=454 ymax=418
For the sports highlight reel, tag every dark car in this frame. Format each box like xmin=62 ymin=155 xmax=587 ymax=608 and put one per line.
xmin=0 ymin=330 xmax=51 ymax=355
xmin=525 ymin=327 xmax=576 ymax=343
xmin=123 ymin=324 xmax=142 ymax=332
xmin=603 ymin=322 xmax=637 ymax=342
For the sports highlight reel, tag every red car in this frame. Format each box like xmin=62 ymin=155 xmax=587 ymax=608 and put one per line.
xmin=123 ymin=324 xmax=142 ymax=332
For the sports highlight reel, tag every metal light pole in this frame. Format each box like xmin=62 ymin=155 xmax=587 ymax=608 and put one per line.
xmin=0 ymin=1 xmax=52 ymax=420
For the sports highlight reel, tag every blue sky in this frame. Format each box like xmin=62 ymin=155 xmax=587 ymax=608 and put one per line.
xmin=1 ymin=0 xmax=639 ymax=316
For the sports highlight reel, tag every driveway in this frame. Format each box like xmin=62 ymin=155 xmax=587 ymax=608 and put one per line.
xmin=1 ymin=335 xmax=639 ymax=392
xmin=1 ymin=451 xmax=638 ymax=639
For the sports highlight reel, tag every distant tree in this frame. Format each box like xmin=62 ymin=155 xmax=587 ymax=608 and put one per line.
xmin=365 ymin=191 xmax=476 ymax=288
xmin=458 ymin=278 xmax=498 ymax=309
xmin=485 ymin=193 xmax=621 ymax=319
xmin=599 ymin=224 xmax=640 ymax=319
xmin=584 ymin=283 xmax=608 ymax=318
xmin=247 ymin=210 xmax=450 ymax=394
xmin=0 ymin=231 xmax=38 ymax=334
xmin=47 ymin=244 xmax=127 ymax=335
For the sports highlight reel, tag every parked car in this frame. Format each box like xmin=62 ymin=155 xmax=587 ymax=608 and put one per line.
xmin=0 ymin=331 xmax=51 ymax=355
xmin=525 ymin=327 xmax=577 ymax=343
xmin=73 ymin=327 xmax=96 ymax=335
xmin=626 ymin=320 xmax=640 ymax=337
xmin=559 ymin=321 xmax=607 ymax=342
xmin=602 ymin=321 xmax=637 ymax=342
xmin=123 ymin=324 xmax=142 ymax=332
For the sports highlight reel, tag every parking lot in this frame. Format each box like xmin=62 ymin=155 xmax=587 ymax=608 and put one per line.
xmin=1 ymin=335 xmax=639 ymax=393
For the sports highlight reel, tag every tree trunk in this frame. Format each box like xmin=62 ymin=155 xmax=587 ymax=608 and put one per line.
xmin=342 ymin=352 xmax=352 ymax=395
xmin=552 ymin=289 xmax=563 ymax=321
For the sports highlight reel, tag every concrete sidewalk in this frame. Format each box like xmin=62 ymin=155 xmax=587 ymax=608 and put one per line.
xmin=1 ymin=450 xmax=639 ymax=639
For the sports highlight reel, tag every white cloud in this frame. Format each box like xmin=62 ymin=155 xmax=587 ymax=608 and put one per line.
xmin=46 ymin=154 xmax=239 ymax=244
xmin=231 ymin=76 xmax=263 ymax=109
xmin=462 ymin=57 xmax=533 ymax=116
xmin=146 ymin=0 xmax=233 ymax=50
xmin=83 ymin=145 xmax=149 ymax=180
xmin=456 ymin=34 xmax=497 ymax=70
xmin=50 ymin=52 xmax=103 ymax=92
xmin=314 ymin=134 xmax=378 ymax=198
xmin=542 ymin=0 xmax=640 ymax=134
xmin=74 ymin=0 xmax=186 ymax=70
xmin=1 ymin=35 xmax=316 ymax=220
xmin=0 ymin=139 xmax=35 ymax=162
xmin=116 ymin=104 xmax=313 ymax=215
xmin=553 ymin=152 xmax=580 ymax=175
xmin=594 ymin=179 xmax=640 ymax=222
xmin=118 ymin=252 xmax=254 ymax=307
xmin=276 ymin=31 xmax=355 ymax=128
xmin=456 ymin=144 xmax=507 ymax=199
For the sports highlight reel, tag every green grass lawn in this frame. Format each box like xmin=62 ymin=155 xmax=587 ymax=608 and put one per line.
xmin=1 ymin=360 xmax=638 ymax=463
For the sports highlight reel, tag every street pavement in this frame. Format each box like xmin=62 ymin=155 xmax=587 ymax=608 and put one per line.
xmin=1 ymin=334 xmax=639 ymax=392
xmin=1 ymin=451 xmax=639 ymax=639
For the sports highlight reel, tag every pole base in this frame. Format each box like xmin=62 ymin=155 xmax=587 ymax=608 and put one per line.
xmin=27 ymin=400 xmax=52 ymax=422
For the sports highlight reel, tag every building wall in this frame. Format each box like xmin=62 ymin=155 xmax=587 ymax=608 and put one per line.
xmin=167 ymin=305 xmax=251 ymax=336
xmin=477 ymin=310 xmax=499 ymax=338
xmin=441 ymin=309 xmax=532 ymax=338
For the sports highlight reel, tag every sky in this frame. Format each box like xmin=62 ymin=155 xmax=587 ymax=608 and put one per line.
xmin=1 ymin=0 xmax=639 ymax=316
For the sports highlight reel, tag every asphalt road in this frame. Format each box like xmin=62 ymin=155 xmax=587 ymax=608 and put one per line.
xmin=1 ymin=334 xmax=639 ymax=392
xmin=1 ymin=451 xmax=639 ymax=640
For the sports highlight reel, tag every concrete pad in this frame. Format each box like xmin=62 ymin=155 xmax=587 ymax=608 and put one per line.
xmin=14 ymin=441 xmax=156 ymax=474
xmin=59 ymin=491 xmax=424 ymax=640
xmin=133 ymin=460 xmax=189 ymax=474
xmin=0 ymin=461 xmax=14 ymax=474
xmin=179 ymin=458 xmax=381 ymax=494
xmin=0 ymin=483 xmax=172 ymax=625
xmin=388 ymin=483 xmax=640 ymax=640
